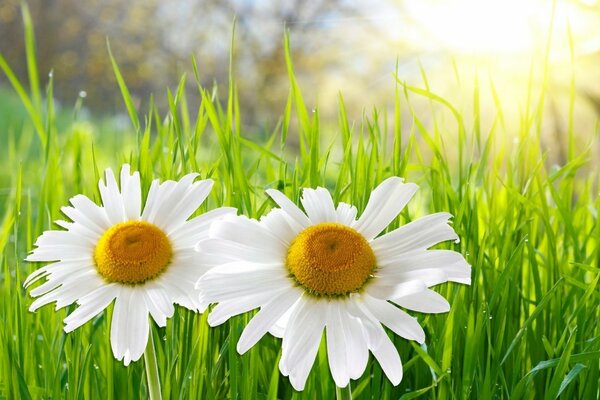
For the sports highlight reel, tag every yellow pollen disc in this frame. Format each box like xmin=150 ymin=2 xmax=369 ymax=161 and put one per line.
xmin=94 ymin=220 xmax=172 ymax=284
xmin=286 ymin=223 xmax=376 ymax=296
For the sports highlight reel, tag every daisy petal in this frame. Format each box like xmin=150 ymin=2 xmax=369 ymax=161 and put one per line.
xmin=370 ymin=329 xmax=403 ymax=385
xmin=111 ymin=288 xmax=150 ymax=366
xmin=64 ymin=284 xmax=118 ymax=332
xmin=259 ymin=208 xmax=301 ymax=245
xmin=326 ymin=302 xmax=350 ymax=388
xmin=142 ymin=284 xmax=175 ymax=327
xmin=210 ymin=215 xmax=287 ymax=252
xmin=169 ymin=207 xmax=237 ymax=248
xmin=372 ymin=212 xmax=458 ymax=256
xmin=99 ymin=168 xmax=126 ymax=224
xmin=335 ymin=202 xmax=358 ymax=225
xmin=392 ymin=288 xmax=451 ymax=314
xmin=301 ymin=187 xmax=337 ymax=223
xmin=198 ymin=263 xmax=290 ymax=302
xmin=196 ymin=238 xmax=283 ymax=264
xmin=365 ymin=279 xmax=427 ymax=300
xmin=343 ymin=312 xmax=369 ymax=380
xmin=265 ymin=189 xmax=311 ymax=230
xmin=353 ymin=177 xmax=418 ymax=240
xmin=34 ymin=229 xmax=96 ymax=248
xmin=164 ymin=179 xmax=214 ymax=233
xmin=145 ymin=174 xmax=199 ymax=229
xmin=29 ymin=272 xmax=104 ymax=311
xmin=363 ymin=295 xmax=425 ymax=343
xmin=378 ymin=249 xmax=471 ymax=285
xmin=120 ymin=164 xmax=142 ymax=220
xmin=237 ymin=287 xmax=303 ymax=354
xmin=280 ymin=298 xmax=326 ymax=391
xmin=207 ymin=288 xmax=287 ymax=326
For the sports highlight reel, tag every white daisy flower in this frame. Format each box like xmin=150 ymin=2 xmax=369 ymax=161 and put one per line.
xmin=25 ymin=164 xmax=236 ymax=365
xmin=196 ymin=177 xmax=471 ymax=390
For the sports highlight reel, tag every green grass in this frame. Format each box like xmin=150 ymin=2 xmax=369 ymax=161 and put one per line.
xmin=1 ymin=7 xmax=600 ymax=400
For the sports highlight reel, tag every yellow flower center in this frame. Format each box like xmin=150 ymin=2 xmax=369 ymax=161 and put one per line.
xmin=286 ymin=223 xmax=376 ymax=296
xmin=94 ymin=220 xmax=172 ymax=284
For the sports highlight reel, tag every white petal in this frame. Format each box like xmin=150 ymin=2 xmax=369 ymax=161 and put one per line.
xmin=34 ymin=228 xmax=96 ymax=248
xmin=169 ymin=207 xmax=237 ymax=248
xmin=29 ymin=272 xmax=105 ymax=311
xmin=164 ymin=179 xmax=214 ymax=233
xmin=265 ymin=189 xmax=310 ymax=230
xmin=363 ymin=295 xmax=425 ymax=343
xmin=29 ymin=264 xmax=94 ymax=297
xmin=142 ymin=283 xmax=175 ymax=327
xmin=301 ymin=187 xmax=337 ymax=223
xmin=343 ymin=310 xmax=369 ymax=379
xmin=119 ymin=164 xmax=142 ymax=220
xmin=335 ymin=202 xmax=358 ymax=225
xmin=377 ymin=249 xmax=471 ymax=285
xmin=207 ymin=288 xmax=286 ymax=326
xmin=143 ymin=174 xmax=199 ymax=229
xmin=196 ymin=239 xmax=283 ymax=264
xmin=365 ymin=279 xmax=427 ymax=300
xmin=63 ymin=195 xmax=111 ymax=234
xmin=209 ymin=215 xmax=287 ymax=253
xmin=269 ymin=304 xmax=295 ymax=338
xmin=280 ymin=298 xmax=326 ymax=391
xmin=56 ymin=218 xmax=103 ymax=243
xmin=392 ymin=288 xmax=450 ymax=314
xmin=370 ymin=330 xmax=403 ymax=385
xmin=326 ymin=301 xmax=350 ymax=388
xmin=259 ymin=208 xmax=301 ymax=245
xmin=64 ymin=284 xmax=117 ymax=332
xmin=111 ymin=288 xmax=150 ymax=366
xmin=237 ymin=287 xmax=303 ymax=354
xmin=141 ymin=179 xmax=178 ymax=224
xmin=26 ymin=246 xmax=91 ymax=262
xmin=372 ymin=212 xmax=458 ymax=256
xmin=140 ymin=179 xmax=163 ymax=221
xmin=157 ymin=265 xmax=205 ymax=312
xmin=352 ymin=177 xmax=418 ymax=240
xmin=198 ymin=262 xmax=290 ymax=303
xmin=345 ymin=296 xmax=385 ymax=349
xmin=99 ymin=168 xmax=127 ymax=224
xmin=24 ymin=259 xmax=90 ymax=288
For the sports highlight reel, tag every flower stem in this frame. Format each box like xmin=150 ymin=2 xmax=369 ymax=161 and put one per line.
xmin=144 ymin=328 xmax=162 ymax=400
xmin=335 ymin=384 xmax=352 ymax=400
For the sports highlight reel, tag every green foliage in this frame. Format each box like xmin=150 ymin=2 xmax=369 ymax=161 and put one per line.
xmin=1 ymin=13 xmax=599 ymax=400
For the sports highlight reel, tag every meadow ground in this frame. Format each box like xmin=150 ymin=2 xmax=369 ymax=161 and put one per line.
xmin=1 ymin=20 xmax=599 ymax=400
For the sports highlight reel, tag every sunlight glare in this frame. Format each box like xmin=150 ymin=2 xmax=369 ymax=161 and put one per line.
xmin=406 ymin=0 xmax=546 ymax=54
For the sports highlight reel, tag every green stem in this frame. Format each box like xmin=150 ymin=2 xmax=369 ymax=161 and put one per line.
xmin=144 ymin=328 xmax=162 ymax=400
xmin=335 ymin=384 xmax=352 ymax=400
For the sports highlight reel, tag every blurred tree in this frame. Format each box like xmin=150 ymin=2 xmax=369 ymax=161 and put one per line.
xmin=0 ymin=0 xmax=366 ymax=129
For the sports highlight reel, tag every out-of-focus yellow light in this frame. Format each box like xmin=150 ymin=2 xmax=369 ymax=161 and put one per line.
xmin=404 ymin=0 xmax=597 ymax=57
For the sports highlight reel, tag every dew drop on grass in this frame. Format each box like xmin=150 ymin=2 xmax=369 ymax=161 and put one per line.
xmin=79 ymin=90 xmax=87 ymax=98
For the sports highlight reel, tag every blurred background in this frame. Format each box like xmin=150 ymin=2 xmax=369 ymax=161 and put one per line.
xmin=1 ymin=0 xmax=600 ymax=164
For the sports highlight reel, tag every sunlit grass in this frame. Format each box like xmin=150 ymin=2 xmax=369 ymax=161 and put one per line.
xmin=1 ymin=6 xmax=599 ymax=400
